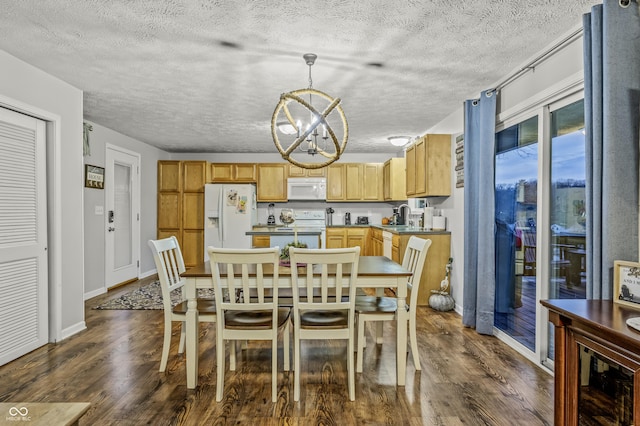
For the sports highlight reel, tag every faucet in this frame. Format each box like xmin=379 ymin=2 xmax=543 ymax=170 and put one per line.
xmin=397 ymin=203 xmax=410 ymax=225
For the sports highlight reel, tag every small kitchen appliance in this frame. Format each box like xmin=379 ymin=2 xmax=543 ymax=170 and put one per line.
xmin=267 ymin=203 xmax=276 ymax=225
xmin=326 ymin=207 xmax=334 ymax=226
xmin=391 ymin=207 xmax=400 ymax=225
xmin=357 ymin=216 xmax=369 ymax=225
xmin=344 ymin=212 xmax=351 ymax=225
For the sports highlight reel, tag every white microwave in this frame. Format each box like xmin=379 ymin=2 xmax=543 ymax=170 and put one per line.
xmin=287 ymin=177 xmax=326 ymax=200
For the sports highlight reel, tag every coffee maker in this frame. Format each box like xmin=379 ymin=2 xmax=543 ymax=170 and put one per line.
xmin=391 ymin=207 xmax=400 ymax=225
xmin=267 ymin=203 xmax=276 ymax=225
xmin=344 ymin=212 xmax=351 ymax=225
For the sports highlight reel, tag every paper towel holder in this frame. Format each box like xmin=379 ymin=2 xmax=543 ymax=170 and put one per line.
xmin=432 ymin=216 xmax=446 ymax=231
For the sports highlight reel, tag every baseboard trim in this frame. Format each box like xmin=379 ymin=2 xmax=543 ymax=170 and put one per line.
xmin=57 ymin=321 xmax=87 ymax=342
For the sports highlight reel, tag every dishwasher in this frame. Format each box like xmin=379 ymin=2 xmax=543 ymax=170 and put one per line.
xmin=382 ymin=231 xmax=393 ymax=259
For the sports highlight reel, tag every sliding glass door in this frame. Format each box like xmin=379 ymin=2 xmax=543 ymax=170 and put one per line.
xmin=494 ymin=94 xmax=586 ymax=359
xmin=494 ymin=116 xmax=539 ymax=350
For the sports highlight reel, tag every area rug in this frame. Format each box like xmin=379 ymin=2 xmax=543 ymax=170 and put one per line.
xmin=93 ymin=281 xmax=215 ymax=310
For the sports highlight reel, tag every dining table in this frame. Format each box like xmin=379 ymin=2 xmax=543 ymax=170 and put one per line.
xmin=181 ymin=255 xmax=413 ymax=389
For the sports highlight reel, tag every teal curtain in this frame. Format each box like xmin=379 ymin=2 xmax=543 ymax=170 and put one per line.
xmin=583 ymin=0 xmax=640 ymax=299
xmin=463 ymin=89 xmax=497 ymax=334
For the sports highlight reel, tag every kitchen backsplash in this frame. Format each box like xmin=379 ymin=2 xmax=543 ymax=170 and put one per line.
xmin=256 ymin=201 xmax=446 ymax=226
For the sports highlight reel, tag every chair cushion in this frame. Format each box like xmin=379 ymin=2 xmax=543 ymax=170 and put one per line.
xmin=224 ymin=308 xmax=290 ymax=329
xmin=355 ymin=296 xmax=397 ymax=314
xmin=299 ymin=310 xmax=349 ymax=329
xmin=173 ymin=298 xmax=217 ymax=315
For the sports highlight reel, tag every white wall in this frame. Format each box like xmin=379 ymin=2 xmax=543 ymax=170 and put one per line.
xmin=426 ymin=27 xmax=585 ymax=314
xmin=0 ymin=49 xmax=85 ymax=339
xmin=82 ymin=121 xmax=170 ymax=297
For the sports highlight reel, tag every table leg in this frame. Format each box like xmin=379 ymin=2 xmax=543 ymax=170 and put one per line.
xmin=395 ymin=277 xmax=407 ymax=386
xmin=185 ymin=277 xmax=199 ymax=389
xmin=375 ymin=287 xmax=384 ymax=343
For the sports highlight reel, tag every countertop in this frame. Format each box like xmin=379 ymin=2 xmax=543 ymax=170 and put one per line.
xmin=247 ymin=227 xmax=322 ymax=236
xmin=252 ymin=223 xmax=449 ymax=235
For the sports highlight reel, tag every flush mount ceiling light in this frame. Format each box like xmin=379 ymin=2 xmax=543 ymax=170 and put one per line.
xmin=271 ymin=53 xmax=348 ymax=169
xmin=388 ymin=136 xmax=412 ymax=147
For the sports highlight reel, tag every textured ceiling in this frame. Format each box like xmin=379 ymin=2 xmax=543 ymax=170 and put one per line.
xmin=0 ymin=1 xmax=599 ymax=154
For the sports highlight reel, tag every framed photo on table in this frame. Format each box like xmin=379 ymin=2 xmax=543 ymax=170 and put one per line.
xmin=614 ymin=260 xmax=640 ymax=308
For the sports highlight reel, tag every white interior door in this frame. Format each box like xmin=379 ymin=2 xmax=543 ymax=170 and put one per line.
xmin=105 ymin=145 xmax=140 ymax=288
xmin=0 ymin=107 xmax=48 ymax=366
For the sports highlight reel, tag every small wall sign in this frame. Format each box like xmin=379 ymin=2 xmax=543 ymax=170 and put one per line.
xmin=85 ymin=164 xmax=105 ymax=189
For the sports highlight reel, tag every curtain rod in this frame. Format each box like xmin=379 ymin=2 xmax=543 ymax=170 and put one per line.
xmin=494 ymin=27 xmax=583 ymax=92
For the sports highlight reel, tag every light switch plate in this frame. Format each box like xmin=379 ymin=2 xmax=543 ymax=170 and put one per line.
xmin=95 ymin=205 xmax=104 ymax=215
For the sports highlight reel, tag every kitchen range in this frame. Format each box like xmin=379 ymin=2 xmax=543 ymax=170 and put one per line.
xmin=247 ymin=209 xmax=326 ymax=249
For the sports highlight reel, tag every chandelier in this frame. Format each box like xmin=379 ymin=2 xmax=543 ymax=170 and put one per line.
xmin=271 ymin=53 xmax=348 ymax=169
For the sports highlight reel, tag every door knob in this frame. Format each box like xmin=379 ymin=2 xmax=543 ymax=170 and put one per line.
xmin=108 ymin=227 xmax=115 ymax=232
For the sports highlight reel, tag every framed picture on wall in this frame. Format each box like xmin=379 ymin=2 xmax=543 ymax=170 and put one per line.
xmin=85 ymin=164 xmax=104 ymax=189
xmin=614 ymin=260 xmax=640 ymax=308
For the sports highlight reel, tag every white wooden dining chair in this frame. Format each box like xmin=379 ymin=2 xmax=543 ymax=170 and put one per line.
xmin=148 ymin=236 xmax=217 ymax=372
xmin=355 ymin=236 xmax=431 ymax=372
xmin=208 ymin=246 xmax=290 ymax=402
xmin=288 ymin=246 xmax=360 ymax=401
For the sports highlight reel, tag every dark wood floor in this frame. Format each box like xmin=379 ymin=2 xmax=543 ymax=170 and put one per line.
xmin=0 ymin=276 xmax=555 ymax=425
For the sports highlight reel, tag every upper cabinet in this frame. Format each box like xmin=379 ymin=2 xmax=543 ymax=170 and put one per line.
xmin=363 ymin=163 xmax=383 ymax=201
xmin=288 ymin=165 xmax=326 ymax=178
xmin=405 ymin=134 xmax=451 ymax=197
xmin=158 ymin=160 xmax=181 ymax=192
xmin=209 ymin=163 xmax=256 ymax=182
xmin=327 ymin=163 xmax=383 ymax=202
xmin=183 ymin=161 xmax=207 ymax=192
xmin=383 ymin=158 xmax=406 ymax=201
xmin=256 ymin=163 xmax=288 ymax=202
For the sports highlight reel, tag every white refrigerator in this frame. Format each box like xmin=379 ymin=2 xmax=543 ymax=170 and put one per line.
xmin=204 ymin=183 xmax=257 ymax=257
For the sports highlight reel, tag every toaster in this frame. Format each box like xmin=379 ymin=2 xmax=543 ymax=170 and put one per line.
xmin=356 ymin=216 xmax=369 ymax=225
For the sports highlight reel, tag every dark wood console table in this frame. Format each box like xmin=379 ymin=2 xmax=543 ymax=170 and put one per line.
xmin=541 ymin=299 xmax=640 ymax=425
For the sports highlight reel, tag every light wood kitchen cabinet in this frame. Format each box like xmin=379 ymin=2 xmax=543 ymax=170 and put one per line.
xmin=397 ymin=232 xmax=451 ymax=305
xmin=346 ymin=227 xmax=367 ymax=252
xmin=256 ymin=163 xmax=288 ymax=202
xmin=345 ymin=164 xmax=363 ymax=200
xmin=157 ymin=160 xmax=206 ymax=267
xmin=383 ymin=158 xmax=407 ymax=201
xmin=368 ymin=227 xmax=383 ymax=256
xmin=252 ymin=235 xmax=270 ymax=248
xmin=405 ymin=134 xmax=451 ymax=197
xmin=183 ymin=161 xmax=207 ymax=192
xmin=325 ymin=228 xmax=346 ymax=248
xmin=392 ymin=234 xmax=401 ymax=263
xmin=157 ymin=192 xmax=180 ymax=230
xmin=158 ymin=160 xmax=181 ymax=192
xmin=326 ymin=164 xmax=346 ymax=200
xmin=363 ymin=163 xmax=383 ymax=201
xmin=327 ymin=163 xmax=382 ymax=201
xmin=209 ymin=163 xmax=256 ymax=182
xmin=405 ymin=145 xmax=416 ymax=196
xmin=288 ymin=165 xmax=326 ymax=177
xmin=325 ymin=227 xmax=367 ymax=253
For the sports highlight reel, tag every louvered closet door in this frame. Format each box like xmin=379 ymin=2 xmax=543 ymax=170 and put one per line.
xmin=0 ymin=108 xmax=48 ymax=366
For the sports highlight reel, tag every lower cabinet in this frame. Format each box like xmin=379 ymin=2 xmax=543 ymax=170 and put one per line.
xmin=252 ymin=235 xmax=270 ymax=248
xmin=378 ymin=232 xmax=451 ymax=306
xmin=368 ymin=228 xmax=383 ymax=256
xmin=325 ymin=227 xmax=368 ymax=253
